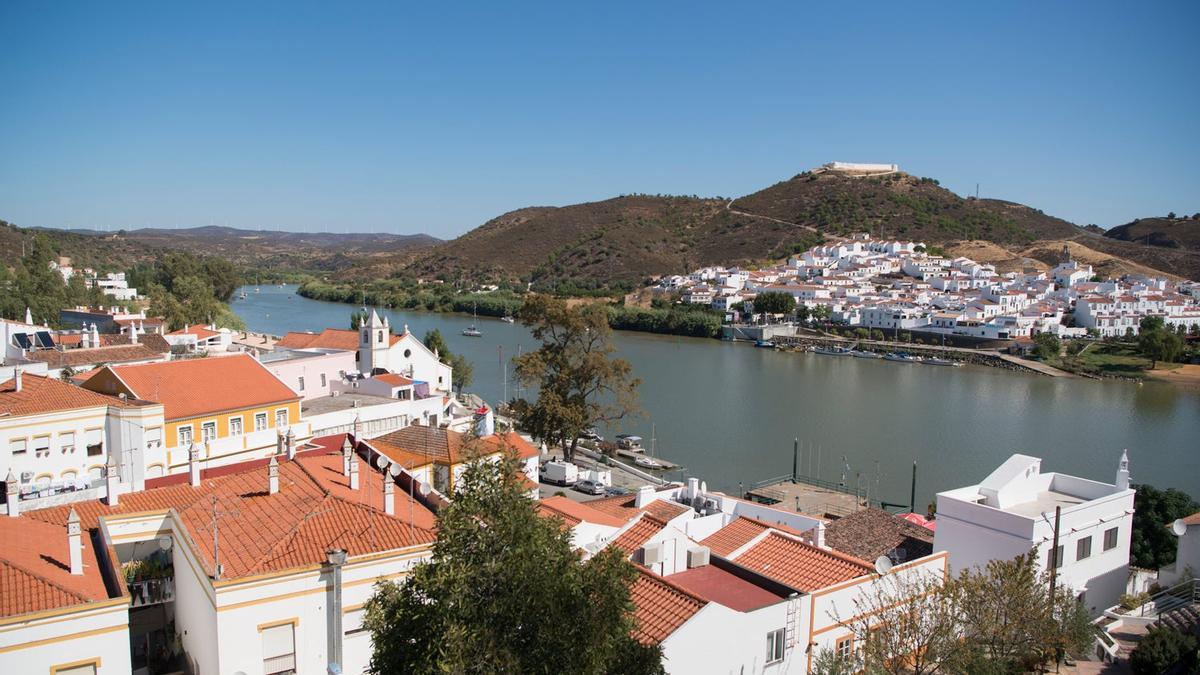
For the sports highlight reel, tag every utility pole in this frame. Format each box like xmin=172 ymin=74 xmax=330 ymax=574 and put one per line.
xmin=1048 ymin=505 xmax=1062 ymax=600
xmin=792 ymin=438 xmax=799 ymax=483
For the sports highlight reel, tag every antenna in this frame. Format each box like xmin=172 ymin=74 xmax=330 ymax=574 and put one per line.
xmin=206 ymin=495 xmax=241 ymax=580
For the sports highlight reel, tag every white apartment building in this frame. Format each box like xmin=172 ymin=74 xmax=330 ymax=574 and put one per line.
xmin=933 ymin=452 xmax=1135 ymax=615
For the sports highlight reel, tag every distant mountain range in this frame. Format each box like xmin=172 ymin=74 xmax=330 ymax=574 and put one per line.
xmin=4 ymin=171 xmax=1196 ymax=287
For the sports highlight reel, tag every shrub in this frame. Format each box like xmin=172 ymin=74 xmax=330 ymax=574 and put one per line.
xmin=1129 ymin=627 xmax=1198 ymax=675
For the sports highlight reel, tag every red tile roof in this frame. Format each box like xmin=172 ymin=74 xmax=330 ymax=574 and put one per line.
xmin=667 ymin=563 xmax=787 ymax=612
xmin=168 ymin=325 xmax=221 ymax=339
xmin=629 ymin=568 xmax=707 ymax=645
xmin=25 ymin=450 xmax=436 ymax=582
xmin=701 ymin=517 xmax=776 ymax=557
xmin=610 ymin=514 xmax=668 ymax=554
xmin=25 ymin=339 xmax=170 ymax=368
xmin=824 ymin=508 xmax=935 ymax=562
xmin=1181 ymin=512 xmax=1200 ymax=526
xmin=0 ymin=515 xmax=115 ymax=618
xmin=0 ymin=373 xmax=133 ymax=417
xmin=89 ymin=354 xmax=298 ymax=419
xmin=374 ymin=373 xmax=414 ymax=387
xmin=536 ymin=496 xmax=626 ymax=528
xmin=372 ymin=426 xmax=539 ymax=465
xmin=277 ymin=328 xmax=361 ymax=351
xmin=585 ymin=491 xmax=689 ymax=523
xmin=732 ymin=532 xmax=872 ymax=592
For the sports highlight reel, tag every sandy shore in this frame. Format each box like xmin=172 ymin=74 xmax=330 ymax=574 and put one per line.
xmin=1145 ymin=363 xmax=1200 ymax=390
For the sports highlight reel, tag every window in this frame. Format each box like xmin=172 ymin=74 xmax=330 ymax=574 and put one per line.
xmin=836 ymin=635 xmax=854 ymax=660
xmin=766 ymin=628 xmax=786 ymax=664
xmin=261 ymin=621 xmax=296 ymax=675
xmin=50 ymin=660 xmax=98 ymax=675
xmin=33 ymin=435 xmax=50 ymax=458
xmin=60 ymin=431 xmax=76 ymax=454
xmin=377 ymin=330 xmax=384 ymax=344
xmin=345 ymin=607 xmax=366 ymax=636
xmin=229 ymin=417 xmax=243 ymax=437
xmin=1051 ymin=544 xmax=1064 ymax=569
xmin=397 ymin=388 xmax=410 ymax=400
xmin=201 ymin=421 xmax=217 ymax=444
xmin=85 ymin=429 xmax=103 ymax=457
xmin=255 ymin=412 xmax=268 ymax=431
xmin=1104 ymin=527 xmax=1119 ymax=551
xmin=1077 ymin=536 xmax=1092 ymax=561
xmin=10 ymin=438 xmax=27 ymax=455
xmin=146 ymin=427 xmax=162 ymax=447
xmin=275 ymin=409 xmax=288 ymax=428
xmin=297 ymin=376 xmax=305 ymax=392
xmin=320 ymin=373 xmax=327 ymax=388
xmin=178 ymin=426 xmax=193 ymax=447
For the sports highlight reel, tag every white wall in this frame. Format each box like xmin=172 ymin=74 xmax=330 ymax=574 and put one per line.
xmin=0 ymin=602 xmax=132 ymax=675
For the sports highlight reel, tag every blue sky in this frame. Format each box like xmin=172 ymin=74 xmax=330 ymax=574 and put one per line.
xmin=1 ymin=2 xmax=1197 ymax=237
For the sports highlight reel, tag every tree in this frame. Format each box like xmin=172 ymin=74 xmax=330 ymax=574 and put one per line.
xmin=811 ymin=648 xmax=859 ymax=675
xmin=1130 ymin=483 xmax=1200 ymax=569
xmin=753 ymin=291 xmax=795 ymax=316
xmin=1138 ymin=316 xmax=1185 ymax=367
xmin=513 ymin=295 xmax=640 ymax=463
xmin=835 ymin=566 xmax=961 ymax=675
xmin=1130 ymin=626 xmax=1198 ymax=675
xmin=362 ymin=449 xmax=662 ymax=674
xmin=1033 ymin=332 xmax=1061 ymax=361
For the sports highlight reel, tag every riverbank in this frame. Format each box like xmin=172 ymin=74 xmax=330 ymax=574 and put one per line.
xmin=769 ymin=333 xmax=1067 ymax=376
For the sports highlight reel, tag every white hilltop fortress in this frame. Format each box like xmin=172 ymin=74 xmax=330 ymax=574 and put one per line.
xmin=820 ymin=161 xmax=899 ymax=175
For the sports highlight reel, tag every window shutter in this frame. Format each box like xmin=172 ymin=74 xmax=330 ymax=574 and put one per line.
xmin=85 ymin=429 xmax=103 ymax=446
xmin=262 ymin=623 xmax=295 ymax=659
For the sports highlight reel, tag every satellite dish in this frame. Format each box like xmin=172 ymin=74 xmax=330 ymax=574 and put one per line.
xmin=375 ymin=455 xmax=389 ymax=470
xmin=1172 ymin=519 xmax=1188 ymax=536
xmin=418 ymin=482 xmax=430 ymax=496
xmin=389 ymin=463 xmax=402 ymax=478
xmin=157 ymin=535 xmax=173 ymax=551
xmin=874 ymin=555 xmax=894 ymax=576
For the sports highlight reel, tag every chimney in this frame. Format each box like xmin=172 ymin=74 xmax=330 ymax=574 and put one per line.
xmin=104 ymin=454 xmax=119 ymax=506
xmin=1116 ymin=449 xmax=1131 ymax=492
xmin=285 ymin=428 xmax=295 ymax=460
xmin=268 ymin=456 xmax=280 ymax=495
xmin=352 ymin=414 xmax=361 ymax=439
xmin=687 ymin=477 xmax=700 ymax=501
xmin=383 ymin=475 xmax=394 ymax=515
xmin=349 ymin=454 xmax=359 ymax=490
xmin=90 ymin=323 xmax=100 ymax=348
xmin=276 ymin=431 xmax=284 ymax=456
xmin=130 ymin=325 xmax=138 ymax=345
xmin=5 ymin=470 xmax=19 ymax=517
xmin=13 ymin=369 xmax=21 ymax=393
xmin=635 ymin=485 xmax=655 ymax=509
xmin=67 ymin=508 xmax=83 ymax=575
xmin=188 ymin=444 xmax=201 ymax=487
xmin=341 ymin=437 xmax=353 ymax=477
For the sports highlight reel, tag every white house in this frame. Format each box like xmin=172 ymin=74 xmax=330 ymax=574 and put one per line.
xmin=1159 ymin=511 xmax=1200 ymax=587
xmin=933 ymin=452 xmax=1135 ymax=615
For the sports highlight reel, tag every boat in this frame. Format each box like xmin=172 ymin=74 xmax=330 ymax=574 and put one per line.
xmin=462 ymin=303 xmax=483 ymax=337
xmin=635 ymin=456 xmax=665 ymax=470
xmin=811 ymin=346 xmax=851 ymax=356
xmin=755 ymin=339 xmax=775 ymax=348
xmin=615 ymin=434 xmax=644 ymax=452
xmin=501 ymin=314 xmax=516 ymax=324
xmin=850 ymin=349 xmax=883 ymax=359
xmin=239 ymin=290 xmax=247 ymax=300
xmin=924 ymin=357 xmax=962 ymax=367
xmin=884 ymin=352 xmax=922 ymax=363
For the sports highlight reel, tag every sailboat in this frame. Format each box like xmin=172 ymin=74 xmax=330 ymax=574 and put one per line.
xmin=501 ymin=310 xmax=516 ymax=324
xmin=635 ymin=424 xmax=665 ymax=470
xmin=462 ymin=303 xmax=483 ymax=337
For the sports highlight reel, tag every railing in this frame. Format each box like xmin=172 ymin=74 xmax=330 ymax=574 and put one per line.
xmin=1141 ymin=578 xmax=1200 ymax=618
xmin=128 ymin=577 xmax=175 ymax=607
xmin=263 ymin=653 xmax=296 ymax=675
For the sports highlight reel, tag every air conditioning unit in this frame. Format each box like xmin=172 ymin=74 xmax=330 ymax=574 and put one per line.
xmin=688 ymin=546 xmax=711 ymax=569
xmin=642 ymin=542 xmax=664 ymax=565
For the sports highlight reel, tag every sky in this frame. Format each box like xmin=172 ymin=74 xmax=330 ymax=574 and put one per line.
xmin=1 ymin=2 xmax=1197 ymax=237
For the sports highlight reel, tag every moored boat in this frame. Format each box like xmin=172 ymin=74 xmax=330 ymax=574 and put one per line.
xmin=924 ymin=357 xmax=961 ymax=367
xmin=850 ymin=349 xmax=883 ymax=359
xmin=811 ymin=346 xmax=851 ymax=356
xmin=755 ymin=339 xmax=775 ymax=348
xmin=884 ymin=352 xmax=922 ymax=363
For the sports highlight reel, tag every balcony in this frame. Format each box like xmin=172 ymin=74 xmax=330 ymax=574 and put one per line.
xmin=123 ymin=555 xmax=175 ymax=608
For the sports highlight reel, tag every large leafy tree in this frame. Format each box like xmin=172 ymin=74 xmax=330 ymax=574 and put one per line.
xmin=752 ymin=291 xmax=796 ymax=316
xmin=362 ymin=450 xmax=663 ymax=675
xmin=1138 ymin=316 xmax=1185 ymax=368
xmin=1131 ymin=483 xmax=1199 ymax=569
xmin=513 ymin=295 xmax=639 ymax=462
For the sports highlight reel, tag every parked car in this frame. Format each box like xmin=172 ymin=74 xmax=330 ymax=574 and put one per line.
xmin=578 ymin=428 xmax=604 ymax=442
xmin=604 ymin=486 xmax=632 ymax=497
xmin=574 ymin=479 xmax=605 ymax=496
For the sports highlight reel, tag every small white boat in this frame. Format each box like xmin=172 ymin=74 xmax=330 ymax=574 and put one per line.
xmin=462 ymin=303 xmax=483 ymax=337
xmin=634 ymin=456 xmax=664 ymax=470
xmin=850 ymin=350 xmax=883 ymax=359
xmin=884 ymin=352 xmax=922 ymax=363
xmin=501 ymin=314 xmax=515 ymax=324
xmin=924 ymin=357 xmax=961 ymax=367
xmin=811 ymin=346 xmax=851 ymax=356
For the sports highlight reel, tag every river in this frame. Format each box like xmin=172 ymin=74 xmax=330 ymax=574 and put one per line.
xmin=233 ymin=285 xmax=1199 ymax=510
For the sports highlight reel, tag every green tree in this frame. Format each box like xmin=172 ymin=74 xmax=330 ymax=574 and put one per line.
xmin=1129 ymin=626 xmax=1198 ymax=675
xmin=362 ymin=449 xmax=663 ymax=675
xmin=796 ymin=304 xmax=811 ymax=324
xmin=513 ymin=295 xmax=640 ymax=463
xmin=1138 ymin=316 xmax=1184 ymax=368
xmin=752 ymin=291 xmax=795 ymax=316
xmin=1130 ymin=483 xmax=1200 ymax=569
xmin=1033 ymin=332 xmax=1061 ymax=361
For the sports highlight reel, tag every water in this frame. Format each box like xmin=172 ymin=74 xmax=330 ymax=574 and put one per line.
xmin=234 ymin=285 xmax=1200 ymax=510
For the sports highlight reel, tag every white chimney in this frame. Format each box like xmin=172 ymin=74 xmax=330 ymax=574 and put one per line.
xmin=5 ymin=470 xmax=19 ymax=517
xmin=67 ymin=508 xmax=83 ymax=575
xmin=276 ymin=431 xmax=284 ymax=456
xmin=687 ymin=477 xmax=700 ymax=501
xmin=104 ymin=454 xmax=119 ymax=506
xmin=352 ymin=414 xmax=361 ymax=440
xmin=635 ymin=485 xmax=655 ymax=509
xmin=285 ymin=428 xmax=295 ymax=460
xmin=342 ymin=437 xmax=353 ymax=477
xmin=268 ymin=456 xmax=280 ymax=495
xmin=13 ymin=369 xmax=21 ymax=393
xmin=349 ymin=454 xmax=359 ymax=490
xmin=383 ymin=475 xmax=394 ymax=515
xmin=188 ymin=444 xmax=201 ymax=487
xmin=130 ymin=325 xmax=138 ymax=345
xmin=90 ymin=323 xmax=100 ymax=348
xmin=1116 ymin=449 xmax=1131 ymax=492
xmin=24 ymin=307 xmax=32 ymax=324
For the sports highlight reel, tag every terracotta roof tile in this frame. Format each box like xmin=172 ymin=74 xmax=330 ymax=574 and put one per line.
xmin=536 ymin=496 xmax=626 ymax=529
xmin=732 ymin=532 xmax=872 ymax=592
xmin=372 ymin=426 xmax=538 ymax=465
xmin=610 ymin=514 xmax=668 ymax=554
xmin=374 ymin=373 xmax=413 ymax=387
xmin=0 ymin=374 xmax=133 ymax=417
xmin=0 ymin=515 xmax=114 ymax=618
xmin=629 ymin=568 xmax=707 ymax=645
xmin=88 ymin=354 xmax=298 ymax=420
xmin=824 ymin=508 xmax=935 ymax=562
xmin=667 ymin=563 xmax=787 ymax=612
xmin=168 ymin=326 xmax=221 ymax=339
xmin=585 ymin=492 xmax=689 ymax=523
xmin=277 ymin=329 xmax=360 ymax=351
xmin=701 ymin=517 xmax=775 ymax=557
xmin=25 ymin=339 xmax=170 ymax=368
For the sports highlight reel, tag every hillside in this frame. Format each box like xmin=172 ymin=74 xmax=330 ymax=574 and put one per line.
xmin=1105 ymin=216 xmax=1200 ymax=251
xmin=0 ymin=221 xmax=440 ymax=274
xmin=396 ymin=169 xmax=1199 ymax=291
